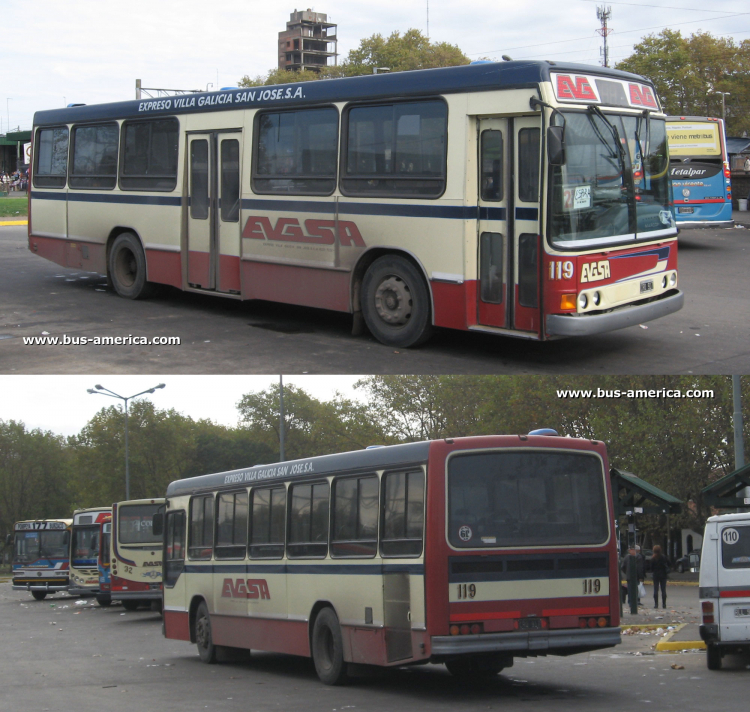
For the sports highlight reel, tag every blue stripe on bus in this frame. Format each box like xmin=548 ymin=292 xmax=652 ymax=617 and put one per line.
xmin=479 ymin=207 xmax=507 ymax=221
xmin=609 ymin=245 xmax=670 ymax=261
xmin=184 ymin=562 xmax=424 ymax=575
xmin=31 ymin=190 xmax=182 ymax=206
xmin=515 ymin=207 xmax=539 ymax=220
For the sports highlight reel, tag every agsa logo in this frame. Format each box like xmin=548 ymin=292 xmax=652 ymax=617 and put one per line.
xmin=243 ymin=217 xmax=365 ymax=246
xmin=221 ymin=578 xmax=270 ymax=600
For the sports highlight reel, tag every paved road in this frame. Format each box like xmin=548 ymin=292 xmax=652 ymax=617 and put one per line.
xmin=1 ymin=224 xmax=748 ymax=374
xmin=2 ymin=583 xmax=747 ymax=712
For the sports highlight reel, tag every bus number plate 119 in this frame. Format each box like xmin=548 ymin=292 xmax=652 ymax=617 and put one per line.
xmin=457 ymin=583 xmax=476 ymax=599
xmin=583 ymin=578 xmax=601 ymax=594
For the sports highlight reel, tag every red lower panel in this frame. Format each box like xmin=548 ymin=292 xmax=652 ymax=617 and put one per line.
xmin=29 ymin=234 xmax=109 ymax=274
xmin=164 ymin=610 xmax=190 ymax=641
xmin=431 ymin=281 xmax=471 ymax=330
xmin=345 ymin=626 xmax=387 ymax=666
xmin=111 ymin=574 xmax=151 ymax=593
xmin=211 ymin=615 xmax=310 ymax=657
xmin=218 ymin=254 xmax=241 ymax=293
xmin=146 ymin=249 xmax=182 ymax=289
xmin=188 ymin=250 xmax=210 ymax=288
xmin=29 ymin=234 xmax=67 ymax=268
xmin=241 ymin=261 xmax=350 ymax=312
xmin=513 ymin=285 xmax=541 ymax=333
xmin=451 ymin=596 xmax=610 ymax=621
xmin=549 ymin=615 xmax=581 ymax=630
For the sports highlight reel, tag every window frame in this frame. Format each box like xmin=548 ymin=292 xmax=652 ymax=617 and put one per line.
xmin=188 ymin=494 xmax=215 ymax=561
xmin=251 ymin=105 xmax=339 ymax=197
xmin=69 ymin=121 xmax=120 ymax=190
xmin=340 ymin=98 xmax=449 ymax=200
xmin=249 ymin=485 xmax=287 ymax=560
xmin=33 ymin=125 xmax=69 ymax=189
xmin=118 ymin=117 xmax=179 ymax=192
xmin=286 ymin=480 xmax=330 ymax=559
xmin=380 ymin=469 xmax=426 ymax=559
xmin=214 ymin=489 xmax=249 ymax=560
xmin=331 ymin=474 xmax=379 ymax=559
xmin=163 ymin=510 xmax=186 ymax=588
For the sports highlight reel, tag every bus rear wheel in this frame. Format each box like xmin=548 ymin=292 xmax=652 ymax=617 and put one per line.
xmin=311 ymin=607 xmax=348 ymax=685
xmin=96 ymin=594 xmax=112 ymax=607
xmin=109 ymin=232 xmax=155 ymax=299
xmin=31 ymin=591 xmax=47 ymax=601
xmin=195 ymin=602 xmax=217 ymax=664
xmin=361 ymin=255 xmax=432 ymax=348
xmin=706 ymin=644 xmax=722 ymax=670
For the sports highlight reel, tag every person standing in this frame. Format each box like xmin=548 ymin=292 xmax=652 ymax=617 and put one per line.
xmin=621 ymin=545 xmax=646 ymax=608
xmin=651 ymin=544 xmax=671 ymax=608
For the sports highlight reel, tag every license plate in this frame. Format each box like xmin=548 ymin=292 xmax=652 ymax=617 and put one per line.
xmin=640 ymin=280 xmax=654 ymax=294
xmin=735 ymin=608 xmax=750 ymax=617
xmin=519 ymin=618 xmax=542 ymax=630
xmin=678 ymin=207 xmax=694 ymax=214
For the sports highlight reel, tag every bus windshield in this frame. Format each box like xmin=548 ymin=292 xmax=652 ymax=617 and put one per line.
xmin=14 ymin=530 xmax=69 ymax=563
xmin=71 ymin=525 xmax=100 ymax=564
xmin=549 ymin=111 xmax=672 ymax=245
xmin=448 ymin=450 xmax=609 ymax=548
xmin=118 ymin=503 xmax=161 ymax=545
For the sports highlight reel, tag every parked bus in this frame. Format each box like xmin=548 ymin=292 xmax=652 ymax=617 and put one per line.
xmin=9 ymin=519 xmax=72 ymax=600
xmin=29 ymin=61 xmax=682 ymax=347
xmin=160 ymin=433 xmax=621 ymax=684
xmin=69 ymin=507 xmax=111 ymax=597
xmin=666 ymin=116 xmax=733 ymax=227
xmin=110 ymin=498 xmax=164 ymax=610
xmin=96 ymin=515 xmax=112 ymax=606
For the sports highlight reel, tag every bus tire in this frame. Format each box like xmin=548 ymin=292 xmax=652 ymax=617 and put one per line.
xmin=122 ymin=599 xmax=140 ymax=611
xmin=96 ymin=594 xmax=112 ymax=607
xmin=195 ymin=601 xmax=218 ymax=664
xmin=361 ymin=255 xmax=432 ymax=348
xmin=311 ymin=607 xmax=348 ymax=685
xmin=446 ymin=655 xmax=506 ymax=678
xmin=109 ymin=232 xmax=155 ymax=300
xmin=31 ymin=591 xmax=47 ymax=601
xmin=706 ymin=644 xmax=722 ymax=670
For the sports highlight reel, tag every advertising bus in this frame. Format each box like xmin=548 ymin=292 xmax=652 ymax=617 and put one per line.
xmin=666 ymin=116 xmax=733 ymax=227
xmin=160 ymin=433 xmax=621 ymax=684
xmin=69 ymin=507 xmax=111 ymax=597
xmin=96 ymin=515 xmax=112 ymax=606
xmin=110 ymin=498 xmax=165 ymax=611
xmin=10 ymin=519 xmax=72 ymax=600
xmin=29 ymin=61 xmax=682 ymax=347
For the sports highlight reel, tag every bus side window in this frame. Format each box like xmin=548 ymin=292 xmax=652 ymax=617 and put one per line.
xmin=34 ymin=126 xmax=69 ymax=188
xmin=165 ymin=511 xmax=186 ymax=587
xmin=518 ymin=127 xmax=540 ymax=203
xmin=381 ymin=470 xmax=425 ymax=557
xmin=215 ymin=490 xmax=248 ymax=559
xmin=287 ymin=482 xmax=329 ymax=558
xmin=331 ymin=475 xmax=378 ymax=558
xmin=249 ymin=486 xmax=286 ymax=559
xmin=120 ymin=118 xmax=179 ymax=191
xmin=69 ymin=123 xmax=119 ymax=190
xmin=188 ymin=495 xmax=214 ymax=560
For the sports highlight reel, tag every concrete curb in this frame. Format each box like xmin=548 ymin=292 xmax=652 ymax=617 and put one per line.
xmin=655 ymin=623 xmax=706 ymax=652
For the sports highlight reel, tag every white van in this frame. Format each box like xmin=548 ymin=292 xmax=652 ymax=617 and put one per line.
xmin=699 ymin=512 xmax=750 ymax=669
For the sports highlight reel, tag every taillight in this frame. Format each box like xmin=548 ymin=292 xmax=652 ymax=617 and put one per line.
xmin=702 ymin=601 xmax=715 ymax=624
xmin=450 ymin=622 xmax=484 ymax=635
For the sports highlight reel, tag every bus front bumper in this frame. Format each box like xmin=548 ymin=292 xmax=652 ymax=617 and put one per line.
xmin=13 ymin=582 xmax=69 ymax=593
xmin=67 ymin=585 xmax=101 ymax=596
xmin=546 ymin=290 xmax=684 ymax=337
xmin=430 ymin=626 xmax=621 ymax=658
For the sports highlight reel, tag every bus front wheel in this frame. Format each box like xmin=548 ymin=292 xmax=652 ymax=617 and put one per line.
xmin=361 ymin=256 xmax=432 ymax=348
xmin=195 ymin=602 xmax=217 ymax=664
xmin=109 ymin=232 xmax=155 ymax=300
xmin=96 ymin=594 xmax=112 ymax=607
xmin=311 ymin=607 xmax=348 ymax=685
xmin=31 ymin=591 xmax=47 ymax=601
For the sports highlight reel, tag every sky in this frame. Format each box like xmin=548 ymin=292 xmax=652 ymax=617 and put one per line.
xmin=0 ymin=375 xmax=364 ymax=437
xmin=2 ymin=0 xmax=749 ymax=133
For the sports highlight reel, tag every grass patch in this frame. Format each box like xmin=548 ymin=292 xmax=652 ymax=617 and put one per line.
xmin=0 ymin=198 xmax=28 ymax=218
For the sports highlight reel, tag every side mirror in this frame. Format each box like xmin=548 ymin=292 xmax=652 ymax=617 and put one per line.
xmin=152 ymin=512 xmax=164 ymax=538
xmin=547 ymin=125 xmax=565 ymax=166
xmin=5 ymin=533 xmax=12 ymax=546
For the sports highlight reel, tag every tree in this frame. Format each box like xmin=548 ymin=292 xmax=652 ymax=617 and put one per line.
xmin=617 ymin=30 xmax=750 ymax=135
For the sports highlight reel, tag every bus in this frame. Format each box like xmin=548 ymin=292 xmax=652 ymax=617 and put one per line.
xmin=666 ymin=116 xmax=733 ymax=227
xmin=110 ymin=498 xmax=164 ymax=611
xmin=160 ymin=433 xmax=621 ymax=684
xmin=29 ymin=61 xmax=682 ymax=347
xmin=10 ymin=519 xmax=72 ymax=600
xmin=96 ymin=515 xmax=112 ymax=606
xmin=69 ymin=507 xmax=111 ymax=597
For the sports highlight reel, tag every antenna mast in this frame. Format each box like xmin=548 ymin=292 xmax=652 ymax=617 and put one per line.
xmin=596 ymin=5 xmax=613 ymax=68
xmin=427 ymin=0 xmax=430 ymax=40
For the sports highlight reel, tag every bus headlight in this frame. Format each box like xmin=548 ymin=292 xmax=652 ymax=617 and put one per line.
xmin=662 ymin=275 xmax=668 ymax=289
xmin=592 ymin=291 xmax=601 ymax=307
xmin=670 ymin=272 xmax=677 ymax=287
xmin=578 ymin=293 xmax=588 ymax=310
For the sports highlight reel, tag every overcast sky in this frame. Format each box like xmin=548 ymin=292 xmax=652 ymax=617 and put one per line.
xmin=0 ymin=375 xmax=364 ymax=437
xmin=3 ymin=0 xmax=748 ymax=133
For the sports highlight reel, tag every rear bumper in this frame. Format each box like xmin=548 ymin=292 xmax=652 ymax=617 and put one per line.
xmin=546 ymin=291 xmax=683 ymax=337
xmin=430 ymin=626 xmax=621 ymax=658
xmin=112 ymin=589 xmax=162 ymax=601
xmin=13 ymin=582 xmax=69 ymax=593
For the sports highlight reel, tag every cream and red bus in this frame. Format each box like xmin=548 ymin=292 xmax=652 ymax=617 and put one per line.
xmin=110 ymin=498 xmax=164 ymax=611
xmin=10 ymin=519 xmax=72 ymax=600
xmin=160 ymin=433 xmax=620 ymax=684
xmin=29 ymin=61 xmax=681 ymax=347
xmin=68 ymin=507 xmax=111 ymax=597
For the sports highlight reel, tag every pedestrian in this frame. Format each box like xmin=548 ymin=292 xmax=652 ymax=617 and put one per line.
xmin=621 ymin=545 xmax=646 ymax=607
xmin=650 ymin=544 xmax=671 ymax=608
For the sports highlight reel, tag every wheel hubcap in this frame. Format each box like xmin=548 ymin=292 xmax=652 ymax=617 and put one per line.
xmin=374 ymin=276 xmax=412 ymax=325
xmin=115 ymin=248 xmax=136 ymax=288
xmin=196 ymin=616 xmax=209 ymax=648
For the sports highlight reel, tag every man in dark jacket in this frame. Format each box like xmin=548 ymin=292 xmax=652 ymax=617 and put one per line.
xmin=621 ymin=546 xmax=646 ymax=607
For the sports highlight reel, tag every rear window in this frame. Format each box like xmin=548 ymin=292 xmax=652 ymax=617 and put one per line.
xmin=721 ymin=525 xmax=750 ymax=569
xmin=448 ymin=450 xmax=608 ymax=548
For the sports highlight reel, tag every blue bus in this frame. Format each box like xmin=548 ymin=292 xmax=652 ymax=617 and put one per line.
xmin=667 ymin=116 xmax=732 ymax=227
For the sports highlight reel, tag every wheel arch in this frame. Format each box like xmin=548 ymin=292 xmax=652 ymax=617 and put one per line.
xmin=308 ymin=599 xmax=338 ymax=655
xmin=106 ymin=227 xmax=148 ymax=280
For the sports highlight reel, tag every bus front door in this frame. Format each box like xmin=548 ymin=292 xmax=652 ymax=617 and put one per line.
xmin=186 ymin=131 xmax=243 ymax=294
xmin=476 ymin=117 xmax=542 ymax=334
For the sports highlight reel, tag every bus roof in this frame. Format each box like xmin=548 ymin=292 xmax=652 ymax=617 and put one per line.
xmin=33 ymin=60 xmax=650 ymax=128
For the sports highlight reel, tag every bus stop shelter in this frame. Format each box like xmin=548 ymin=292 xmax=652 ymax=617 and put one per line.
xmin=701 ymin=462 xmax=750 ymax=510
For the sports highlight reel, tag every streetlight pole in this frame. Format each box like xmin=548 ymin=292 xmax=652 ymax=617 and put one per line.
xmin=713 ymin=91 xmax=730 ymax=122
xmin=87 ymin=383 xmax=166 ymax=499
xmin=6 ymin=98 xmax=11 ymax=136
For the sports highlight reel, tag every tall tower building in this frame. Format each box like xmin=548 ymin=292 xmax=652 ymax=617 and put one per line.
xmin=278 ymin=9 xmax=338 ymax=72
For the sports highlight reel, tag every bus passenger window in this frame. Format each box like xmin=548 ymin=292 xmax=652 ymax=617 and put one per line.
xmin=381 ymin=471 xmax=424 ymax=557
xmin=331 ymin=475 xmax=378 ymax=557
xmin=190 ymin=140 xmax=210 ymax=220
xmin=188 ymin=495 xmax=214 ymax=560
xmin=250 ymin=486 xmax=286 ymax=559
xmin=215 ymin=491 xmax=248 ymax=559
xmin=518 ymin=128 xmax=540 ymax=203
xmin=165 ymin=511 xmax=186 ymax=587
xmin=120 ymin=118 xmax=179 ymax=191
xmin=220 ymin=139 xmax=241 ymax=222
xmin=34 ymin=127 xmax=69 ymax=188
xmin=480 ymin=130 xmax=503 ymax=201
xmin=70 ymin=123 xmax=119 ymax=189
xmin=287 ymin=482 xmax=329 ymax=558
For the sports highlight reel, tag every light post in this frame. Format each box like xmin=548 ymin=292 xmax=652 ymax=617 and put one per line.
xmin=713 ymin=91 xmax=730 ymax=122
xmin=6 ymin=98 xmax=11 ymax=136
xmin=87 ymin=383 xmax=166 ymax=499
